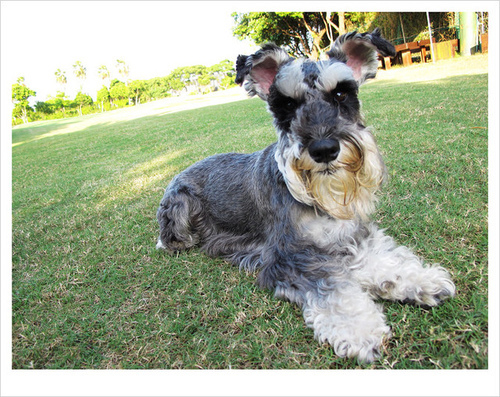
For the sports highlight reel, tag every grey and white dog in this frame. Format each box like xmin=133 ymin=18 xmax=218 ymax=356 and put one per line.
xmin=156 ymin=29 xmax=455 ymax=363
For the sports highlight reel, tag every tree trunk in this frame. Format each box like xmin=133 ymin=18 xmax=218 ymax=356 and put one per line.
xmin=302 ymin=13 xmax=328 ymax=60
xmin=22 ymin=107 xmax=28 ymax=124
xmin=312 ymin=30 xmax=327 ymax=60
xmin=338 ymin=12 xmax=346 ymax=35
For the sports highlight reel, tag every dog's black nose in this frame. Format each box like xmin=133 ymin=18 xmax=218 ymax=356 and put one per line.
xmin=308 ymin=139 xmax=340 ymax=164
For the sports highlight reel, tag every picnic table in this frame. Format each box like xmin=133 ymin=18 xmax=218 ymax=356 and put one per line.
xmin=378 ymin=38 xmax=460 ymax=70
xmin=394 ymin=38 xmax=436 ymax=67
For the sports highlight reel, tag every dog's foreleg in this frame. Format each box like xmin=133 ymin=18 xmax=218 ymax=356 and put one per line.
xmin=275 ymin=278 xmax=391 ymax=363
xmin=350 ymin=224 xmax=456 ymax=306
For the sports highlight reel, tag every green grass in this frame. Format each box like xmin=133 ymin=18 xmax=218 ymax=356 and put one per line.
xmin=12 ymin=59 xmax=488 ymax=369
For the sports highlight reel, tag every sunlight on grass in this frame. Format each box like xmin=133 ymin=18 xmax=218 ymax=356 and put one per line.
xmin=95 ymin=150 xmax=186 ymax=209
xmin=374 ymin=53 xmax=488 ymax=85
xmin=12 ymin=88 xmax=249 ymax=148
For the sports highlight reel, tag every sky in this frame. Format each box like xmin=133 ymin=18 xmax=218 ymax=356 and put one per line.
xmin=2 ymin=1 xmax=259 ymax=102
xmin=3 ymin=1 xmax=495 ymax=104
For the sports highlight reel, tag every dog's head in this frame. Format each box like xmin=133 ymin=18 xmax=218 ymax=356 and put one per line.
xmin=236 ymin=29 xmax=395 ymax=220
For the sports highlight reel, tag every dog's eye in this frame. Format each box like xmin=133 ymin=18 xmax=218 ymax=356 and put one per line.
xmin=284 ymin=98 xmax=298 ymax=110
xmin=334 ymin=91 xmax=348 ymax=102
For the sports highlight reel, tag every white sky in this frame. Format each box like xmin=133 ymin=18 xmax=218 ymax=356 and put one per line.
xmin=2 ymin=1 xmax=259 ymax=102
xmin=2 ymin=1 xmax=495 ymax=103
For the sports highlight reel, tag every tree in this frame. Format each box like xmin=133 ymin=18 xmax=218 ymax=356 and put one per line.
xmin=74 ymin=92 xmax=93 ymax=116
xmin=169 ymin=65 xmax=212 ymax=94
xmin=208 ymin=59 xmax=235 ymax=90
xmin=46 ymin=92 xmax=72 ymax=118
xmin=129 ymin=80 xmax=146 ymax=105
xmin=116 ymin=59 xmax=129 ymax=85
xmin=12 ymin=77 xmax=36 ymax=124
xmin=34 ymin=101 xmax=54 ymax=116
xmin=73 ymin=61 xmax=87 ymax=92
xmin=209 ymin=59 xmax=235 ymax=76
xmin=54 ymin=69 xmax=67 ymax=93
xmin=198 ymin=74 xmax=212 ymax=87
xmin=97 ymin=86 xmax=110 ymax=112
xmin=144 ymin=77 xmax=171 ymax=100
xmin=233 ymin=12 xmax=328 ymax=59
xmin=167 ymin=75 xmax=184 ymax=95
xmin=98 ymin=65 xmax=111 ymax=88
xmin=233 ymin=12 xmax=370 ymax=60
xmin=109 ymin=79 xmax=130 ymax=107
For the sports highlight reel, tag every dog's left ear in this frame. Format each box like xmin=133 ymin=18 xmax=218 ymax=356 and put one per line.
xmin=327 ymin=28 xmax=395 ymax=85
xmin=235 ymin=44 xmax=291 ymax=100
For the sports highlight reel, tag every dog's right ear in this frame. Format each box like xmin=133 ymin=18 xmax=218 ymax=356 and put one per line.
xmin=235 ymin=44 xmax=291 ymax=100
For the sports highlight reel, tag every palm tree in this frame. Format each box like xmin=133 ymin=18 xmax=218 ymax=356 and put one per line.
xmin=54 ymin=69 xmax=67 ymax=93
xmin=98 ymin=65 xmax=110 ymax=88
xmin=72 ymin=61 xmax=87 ymax=92
xmin=116 ymin=59 xmax=129 ymax=85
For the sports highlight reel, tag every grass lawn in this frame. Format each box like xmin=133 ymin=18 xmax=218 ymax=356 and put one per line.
xmin=11 ymin=55 xmax=489 ymax=369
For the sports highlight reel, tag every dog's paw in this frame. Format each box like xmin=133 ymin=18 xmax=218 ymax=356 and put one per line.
xmin=335 ymin=324 xmax=391 ymax=364
xmin=310 ymin=309 xmax=391 ymax=364
xmin=156 ymin=237 xmax=167 ymax=250
xmin=406 ymin=265 xmax=456 ymax=307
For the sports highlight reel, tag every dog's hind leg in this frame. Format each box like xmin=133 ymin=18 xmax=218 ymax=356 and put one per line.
xmin=156 ymin=184 xmax=204 ymax=252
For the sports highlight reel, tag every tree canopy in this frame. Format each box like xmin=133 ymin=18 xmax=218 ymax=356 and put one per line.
xmin=74 ymin=92 xmax=93 ymax=116
xmin=232 ymin=12 xmax=459 ymax=59
xmin=12 ymin=78 xmax=36 ymax=124
xmin=73 ymin=61 xmax=87 ymax=91
xmin=232 ymin=12 xmax=339 ymax=60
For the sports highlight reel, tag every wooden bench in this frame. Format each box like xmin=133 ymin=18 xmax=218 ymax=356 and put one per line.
xmin=416 ymin=38 xmax=436 ymax=63
xmin=394 ymin=41 xmax=420 ymax=66
xmin=378 ymin=53 xmax=393 ymax=70
xmin=394 ymin=38 xmax=437 ymax=67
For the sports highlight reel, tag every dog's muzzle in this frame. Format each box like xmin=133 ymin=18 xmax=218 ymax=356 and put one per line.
xmin=308 ymin=138 xmax=340 ymax=164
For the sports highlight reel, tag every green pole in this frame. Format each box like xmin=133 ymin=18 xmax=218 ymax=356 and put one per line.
xmin=459 ymin=12 xmax=478 ymax=56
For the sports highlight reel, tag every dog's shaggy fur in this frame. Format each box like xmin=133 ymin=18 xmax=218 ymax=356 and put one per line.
xmin=156 ymin=29 xmax=455 ymax=363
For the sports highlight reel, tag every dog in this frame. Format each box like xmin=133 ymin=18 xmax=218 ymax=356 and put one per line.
xmin=156 ymin=29 xmax=455 ymax=363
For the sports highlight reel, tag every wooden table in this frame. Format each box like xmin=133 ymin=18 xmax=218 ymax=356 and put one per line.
xmin=394 ymin=39 xmax=436 ymax=67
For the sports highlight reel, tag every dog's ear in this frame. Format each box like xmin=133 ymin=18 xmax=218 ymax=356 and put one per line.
xmin=235 ymin=44 xmax=291 ymax=100
xmin=327 ymin=28 xmax=395 ymax=85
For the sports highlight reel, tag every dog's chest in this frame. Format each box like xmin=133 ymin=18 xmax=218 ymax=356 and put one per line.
xmin=295 ymin=211 xmax=360 ymax=251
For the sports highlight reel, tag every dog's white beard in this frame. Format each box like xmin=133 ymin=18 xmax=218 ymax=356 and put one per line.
xmin=275 ymin=129 xmax=385 ymax=220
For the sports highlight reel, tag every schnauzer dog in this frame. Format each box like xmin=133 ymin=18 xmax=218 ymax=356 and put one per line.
xmin=156 ymin=29 xmax=455 ymax=363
